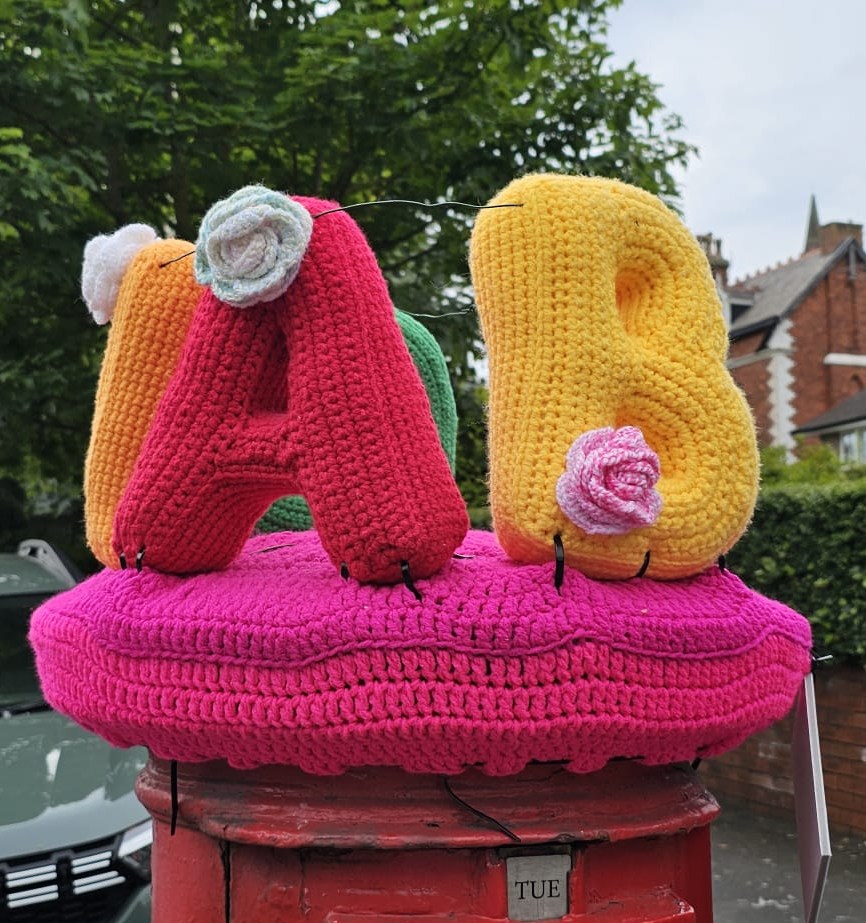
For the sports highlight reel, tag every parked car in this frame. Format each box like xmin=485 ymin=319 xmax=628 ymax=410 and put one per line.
xmin=0 ymin=540 xmax=151 ymax=921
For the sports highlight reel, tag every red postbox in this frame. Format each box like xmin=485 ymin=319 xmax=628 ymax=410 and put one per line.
xmin=137 ymin=758 xmax=717 ymax=923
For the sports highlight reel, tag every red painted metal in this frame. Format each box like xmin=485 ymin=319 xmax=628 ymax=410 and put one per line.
xmin=137 ymin=759 xmax=718 ymax=922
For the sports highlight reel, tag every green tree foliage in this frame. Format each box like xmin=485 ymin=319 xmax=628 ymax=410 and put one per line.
xmin=0 ymin=0 xmax=694 ymax=524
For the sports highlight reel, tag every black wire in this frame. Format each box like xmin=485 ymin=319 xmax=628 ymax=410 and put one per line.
xmin=170 ymin=760 xmax=179 ymax=836
xmin=553 ymin=534 xmax=565 ymax=593
xmin=442 ymin=777 xmax=521 ymax=843
xmin=401 ymin=560 xmax=423 ymax=601
xmin=635 ymin=550 xmax=651 ymax=579
xmin=312 ymin=200 xmax=523 ymax=218
xmin=158 ymin=249 xmax=196 ymax=267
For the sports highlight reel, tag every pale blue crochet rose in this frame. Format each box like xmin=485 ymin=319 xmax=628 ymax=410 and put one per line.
xmin=195 ymin=185 xmax=313 ymax=308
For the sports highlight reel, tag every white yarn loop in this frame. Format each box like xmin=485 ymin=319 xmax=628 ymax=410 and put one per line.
xmin=81 ymin=224 xmax=159 ymax=324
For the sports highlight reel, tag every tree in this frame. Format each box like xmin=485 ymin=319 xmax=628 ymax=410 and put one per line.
xmin=0 ymin=0 xmax=694 ymax=523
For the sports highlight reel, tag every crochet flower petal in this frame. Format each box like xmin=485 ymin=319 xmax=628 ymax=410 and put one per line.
xmin=195 ymin=185 xmax=313 ymax=308
xmin=81 ymin=224 xmax=159 ymax=325
xmin=556 ymin=426 xmax=662 ymax=535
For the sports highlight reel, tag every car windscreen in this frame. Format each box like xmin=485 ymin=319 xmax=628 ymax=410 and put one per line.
xmin=0 ymin=593 xmax=50 ymax=706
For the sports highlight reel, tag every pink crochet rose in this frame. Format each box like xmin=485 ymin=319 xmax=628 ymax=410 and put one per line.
xmin=556 ymin=426 xmax=662 ymax=535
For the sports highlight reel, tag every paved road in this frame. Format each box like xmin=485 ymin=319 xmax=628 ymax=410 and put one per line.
xmin=711 ymin=801 xmax=865 ymax=922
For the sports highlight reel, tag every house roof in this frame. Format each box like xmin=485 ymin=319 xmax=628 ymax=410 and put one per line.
xmin=728 ymin=244 xmax=843 ymax=340
xmin=795 ymin=388 xmax=866 ymax=434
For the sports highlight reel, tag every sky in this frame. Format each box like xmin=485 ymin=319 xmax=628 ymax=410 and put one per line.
xmin=606 ymin=0 xmax=866 ymax=283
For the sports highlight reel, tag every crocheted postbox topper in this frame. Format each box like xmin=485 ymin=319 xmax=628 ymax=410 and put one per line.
xmin=90 ymin=187 xmax=466 ymax=583
xmin=470 ymin=174 xmax=759 ymax=581
xmin=29 ymin=177 xmax=810 ymax=780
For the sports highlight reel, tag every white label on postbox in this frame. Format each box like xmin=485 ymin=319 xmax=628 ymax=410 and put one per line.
xmin=506 ymin=853 xmax=571 ymax=921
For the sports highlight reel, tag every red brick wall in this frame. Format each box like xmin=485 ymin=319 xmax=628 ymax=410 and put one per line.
xmin=728 ymin=331 xmax=766 ymax=362
xmin=728 ymin=336 xmax=772 ymax=445
xmin=699 ymin=666 xmax=866 ymax=836
xmin=790 ymin=257 xmax=866 ymax=428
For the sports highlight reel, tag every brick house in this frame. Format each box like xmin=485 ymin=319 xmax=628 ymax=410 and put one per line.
xmin=698 ymin=206 xmax=866 ymax=838
xmin=702 ymin=199 xmax=866 ymax=460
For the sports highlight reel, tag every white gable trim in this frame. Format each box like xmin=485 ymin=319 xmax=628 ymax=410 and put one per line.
xmin=824 ymin=353 xmax=866 ymax=367
xmin=766 ymin=317 xmax=796 ymax=452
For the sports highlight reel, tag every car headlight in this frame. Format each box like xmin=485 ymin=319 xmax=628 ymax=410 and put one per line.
xmin=117 ymin=819 xmax=153 ymax=882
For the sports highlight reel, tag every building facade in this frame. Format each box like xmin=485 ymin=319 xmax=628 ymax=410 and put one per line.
xmin=705 ymin=200 xmax=866 ymax=459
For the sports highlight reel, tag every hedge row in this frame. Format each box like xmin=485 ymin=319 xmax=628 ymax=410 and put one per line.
xmin=728 ymin=481 xmax=866 ymax=664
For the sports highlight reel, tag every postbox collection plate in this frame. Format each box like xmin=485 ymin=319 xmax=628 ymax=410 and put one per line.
xmin=506 ymin=853 xmax=571 ymax=921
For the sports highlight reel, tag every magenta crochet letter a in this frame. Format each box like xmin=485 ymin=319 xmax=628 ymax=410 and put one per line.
xmin=111 ymin=195 xmax=468 ymax=583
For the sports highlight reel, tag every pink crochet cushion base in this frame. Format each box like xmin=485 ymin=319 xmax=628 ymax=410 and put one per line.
xmin=29 ymin=530 xmax=812 ymax=775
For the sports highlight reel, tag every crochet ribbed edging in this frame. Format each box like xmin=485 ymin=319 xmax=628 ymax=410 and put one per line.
xmin=29 ymin=530 xmax=811 ymax=775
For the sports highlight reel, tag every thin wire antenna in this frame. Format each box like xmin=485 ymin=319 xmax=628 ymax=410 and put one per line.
xmin=312 ymin=200 xmax=523 ymax=218
xmin=159 ymin=249 xmax=196 ymax=268
xmin=156 ymin=201 xmax=521 ymax=267
xmin=402 ymin=309 xmax=474 ymax=319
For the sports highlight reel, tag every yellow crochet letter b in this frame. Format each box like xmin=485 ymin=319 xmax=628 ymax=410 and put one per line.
xmin=470 ymin=174 xmax=758 ymax=580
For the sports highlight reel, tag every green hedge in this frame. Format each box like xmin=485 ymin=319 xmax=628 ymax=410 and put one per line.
xmin=728 ymin=481 xmax=866 ymax=664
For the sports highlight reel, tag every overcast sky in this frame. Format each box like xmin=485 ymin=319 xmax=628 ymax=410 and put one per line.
xmin=606 ymin=0 xmax=866 ymax=283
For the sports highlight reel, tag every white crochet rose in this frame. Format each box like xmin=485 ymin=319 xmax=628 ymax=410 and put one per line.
xmin=194 ymin=185 xmax=313 ymax=308
xmin=81 ymin=224 xmax=159 ymax=324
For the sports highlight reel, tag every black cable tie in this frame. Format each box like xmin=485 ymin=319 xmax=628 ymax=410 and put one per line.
xmin=135 ymin=548 xmax=145 ymax=572
xmin=170 ymin=760 xmax=179 ymax=836
xmin=340 ymin=562 xmax=350 ymax=581
xmin=635 ymin=550 xmax=651 ymax=579
xmin=442 ymin=777 xmax=521 ymax=843
xmin=691 ymin=757 xmax=702 ymax=771
xmin=452 ymin=553 xmax=475 ymax=559
xmin=553 ymin=534 xmax=565 ymax=593
xmin=401 ymin=560 xmax=423 ymax=601
xmin=718 ymin=554 xmax=727 ymax=572
xmin=118 ymin=552 xmax=127 ymax=570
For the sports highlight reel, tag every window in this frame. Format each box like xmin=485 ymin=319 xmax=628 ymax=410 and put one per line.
xmin=840 ymin=431 xmax=859 ymax=462
xmin=837 ymin=428 xmax=866 ymax=463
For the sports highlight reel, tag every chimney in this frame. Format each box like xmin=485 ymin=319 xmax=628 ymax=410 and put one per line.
xmin=696 ymin=233 xmax=729 ymax=287
xmin=818 ymin=221 xmax=862 ymax=253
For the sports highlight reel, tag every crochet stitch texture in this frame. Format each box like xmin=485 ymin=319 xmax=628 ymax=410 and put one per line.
xmin=111 ymin=195 xmax=468 ymax=581
xmin=258 ymin=308 xmax=458 ymax=532
xmin=82 ymin=223 xmax=159 ymax=325
xmin=470 ymin=174 xmax=760 ymax=580
xmin=556 ymin=426 xmax=662 ymax=535
xmin=84 ymin=237 xmax=202 ymax=568
xmin=32 ymin=176 xmax=814 ymax=783
xmin=194 ymin=185 xmax=313 ymax=308
xmin=30 ymin=530 xmax=811 ymax=775
xmin=80 ymin=218 xmax=457 ymax=547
